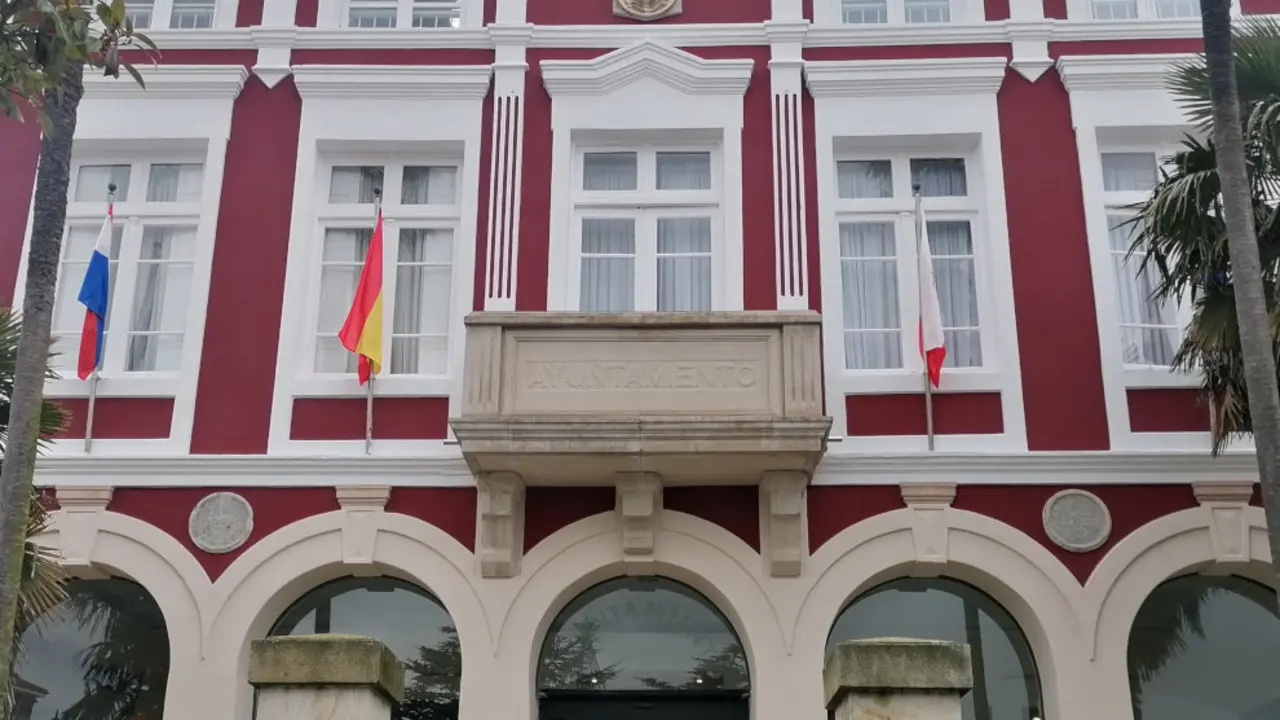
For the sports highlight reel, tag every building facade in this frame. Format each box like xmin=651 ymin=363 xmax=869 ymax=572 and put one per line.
xmin=3 ymin=0 xmax=1280 ymax=718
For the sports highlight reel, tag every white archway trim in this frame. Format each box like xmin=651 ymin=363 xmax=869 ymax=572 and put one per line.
xmin=795 ymin=507 xmax=1086 ymax=720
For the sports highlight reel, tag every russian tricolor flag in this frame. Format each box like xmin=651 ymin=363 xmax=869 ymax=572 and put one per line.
xmin=76 ymin=204 xmax=113 ymax=381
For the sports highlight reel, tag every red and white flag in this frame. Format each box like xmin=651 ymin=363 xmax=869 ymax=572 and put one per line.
xmin=917 ymin=207 xmax=947 ymax=387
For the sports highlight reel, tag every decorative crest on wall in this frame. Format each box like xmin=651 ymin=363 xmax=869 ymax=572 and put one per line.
xmin=614 ymin=0 xmax=682 ymax=21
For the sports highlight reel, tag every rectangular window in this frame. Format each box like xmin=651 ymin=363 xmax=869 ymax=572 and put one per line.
xmin=834 ymin=154 xmax=985 ymax=372
xmin=311 ymin=161 xmax=460 ymax=377
xmin=1090 ymin=0 xmax=1138 ymax=17
xmin=169 ymin=0 xmax=216 ymax=27
xmin=346 ymin=0 xmax=460 ymax=27
xmin=840 ymin=0 xmax=951 ymax=23
xmin=52 ymin=160 xmax=207 ymax=377
xmin=573 ymin=148 xmax=720 ymax=312
xmin=1100 ymin=151 xmax=1180 ymax=367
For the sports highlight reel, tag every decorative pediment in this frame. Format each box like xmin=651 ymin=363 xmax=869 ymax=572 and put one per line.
xmin=1057 ymin=54 xmax=1198 ymax=93
xmin=540 ymin=40 xmax=753 ymax=97
xmin=83 ymin=65 xmax=249 ymax=100
xmin=804 ymin=57 xmax=1007 ymax=98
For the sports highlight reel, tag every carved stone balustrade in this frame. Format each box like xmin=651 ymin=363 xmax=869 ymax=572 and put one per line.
xmin=450 ymin=311 xmax=832 ymax=487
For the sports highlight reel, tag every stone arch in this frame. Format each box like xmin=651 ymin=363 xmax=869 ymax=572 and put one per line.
xmin=202 ymin=510 xmax=492 ymax=720
xmin=1085 ymin=505 xmax=1272 ymax=719
xmin=794 ymin=508 xmax=1086 ymax=720
xmin=35 ymin=510 xmax=209 ymax=720
xmin=493 ymin=510 xmax=789 ymax=720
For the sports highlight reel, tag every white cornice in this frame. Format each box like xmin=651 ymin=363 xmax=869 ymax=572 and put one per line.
xmin=541 ymin=40 xmax=754 ymax=97
xmin=141 ymin=28 xmax=255 ymax=49
xmin=82 ymin=64 xmax=250 ymax=99
xmin=35 ymin=455 xmax=474 ymax=487
xmin=1057 ymin=53 xmax=1197 ymax=93
xmin=291 ymin=64 xmax=493 ymax=99
xmin=1050 ymin=17 xmax=1202 ymax=41
xmin=804 ymin=56 xmax=1008 ymax=98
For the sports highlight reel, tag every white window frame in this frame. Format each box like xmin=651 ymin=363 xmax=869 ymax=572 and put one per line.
xmin=299 ymin=154 xmax=463 ymax=397
xmin=1097 ymin=143 xmax=1197 ymax=389
xmin=831 ymin=150 xmax=996 ymax=392
xmin=568 ymin=143 xmax=725 ymax=312
xmin=109 ymin=0 xmax=237 ymax=29
xmin=316 ymin=0 xmax=482 ymax=28
xmin=816 ymin=0 xmax=983 ymax=25
xmin=1066 ymin=0 xmax=1240 ymax=20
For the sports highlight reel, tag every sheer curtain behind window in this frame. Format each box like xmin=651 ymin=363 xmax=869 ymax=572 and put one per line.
xmin=841 ymin=0 xmax=888 ymax=23
xmin=76 ymin=165 xmax=132 ymax=202
xmin=392 ymin=229 xmax=452 ymax=375
xmin=401 ymin=166 xmax=456 ymax=205
xmin=1109 ymin=218 xmax=1176 ymax=365
xmin=127 ymin=227 xmax=195 ymax=372
xmin=840 ymin=223 xmax=902 ymax=370
xmin=928 ymin=221 xmax=981 ymax=367
xmin=53 ymin=226 xmax=123 ymax=374
xmin=316 ymin=229 xmax=372 ymax=372
xmin=147 ymin=164 xmax=204 ymax=203
xmin=330 ymin=166 xmax=384 ymax=204
xmin=581 ymin=219 xmax=635 ymax=312
xmin=583 ymin=153 xmax=638 ymax=191
xmin=657 ymin=218 xmax=711 ymax=311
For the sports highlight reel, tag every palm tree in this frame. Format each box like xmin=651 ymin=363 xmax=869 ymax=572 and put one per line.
xmin=1127 ymin=12 xmax=1280 ymax=605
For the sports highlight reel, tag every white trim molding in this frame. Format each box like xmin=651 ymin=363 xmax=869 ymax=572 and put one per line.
xmin=540 ymin=42 xmax=754 ymax=312
xmin=483 ymin=25 xmax=534 ymax=311
xmin=268 ymin=63 xmax=492 ymax=455
xmin=767 ymin=20 xmax=812 ymax=310
xmin=805 ymin=56 xmax=1027 ymax=453
xmin=1058 ymin=53 xmax=1211 ymax=452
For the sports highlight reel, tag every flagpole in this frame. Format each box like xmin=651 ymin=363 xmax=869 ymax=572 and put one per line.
xmin=913 ymin=183 xmax=936 ymax=452
xmin=364 ymin=188 xmax=381 ymax=456
xmin=84 ymin=183 xmax=116 ymax=454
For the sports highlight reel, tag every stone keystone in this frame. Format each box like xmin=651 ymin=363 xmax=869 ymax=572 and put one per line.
xmin=824 ymin=638 xmax=973 ymax=711
xmin=249 ymin=634 xmax=406 ymax=704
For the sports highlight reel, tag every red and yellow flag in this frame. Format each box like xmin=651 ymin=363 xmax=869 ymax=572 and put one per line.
xmin=338 ymin=211 xmax=384 ymax=385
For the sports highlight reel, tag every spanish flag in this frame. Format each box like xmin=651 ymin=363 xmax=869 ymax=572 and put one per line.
xmin=338 ymin=211 xmax=384 ymax=385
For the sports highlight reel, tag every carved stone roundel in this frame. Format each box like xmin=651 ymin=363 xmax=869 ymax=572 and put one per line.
xmin=189 ymin=492 xmax=254 ymax=554
xmin=1042 ymin=489 xmax=1111 ymax=553
xmin=615 ymin=0 xmax=680 ymax=20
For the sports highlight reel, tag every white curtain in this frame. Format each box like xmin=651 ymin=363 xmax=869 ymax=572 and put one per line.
xmin=840 ymin=222 xmax=902 ymax=370
xmin=52 ymin=226 xmax=122 ymax=373
xmin=656 ymin=152 xmax=711 ymax=190
xmin=147 ymin=164 xmax=204 ymax=203
xmin=657 ymin=217 xmax=712 ymax=311
xmin=75 ymin=165 xmax=132 ymax=202
xmin=580 ymin=218 xmax=635 ymax=312
xmin=911 ymin=158 xmax=967 ymax=197
xmin=391 ymin=228 xmax=452 ymax=375
xmin=127 ymin=227 xmax=195 ymax=372
xmin=837 ymin=160 xmax=892 ymax=199
xmin=928 ymin=221 xmax=982 ymax=368
xmin=583 ymin=153 xmax=638 ymax=191
xmin=1101 ymin=153 xmax=1157 ymax=192
xmin=401 ymin=166 xmax=457 ymax=205
xmin=1109 ymin=217 xmax=1176 ymax=365
xmin=315 ymin=228 xmax=372 ymax=373
xmin=330 ymin=166 xmax=384 ymax=204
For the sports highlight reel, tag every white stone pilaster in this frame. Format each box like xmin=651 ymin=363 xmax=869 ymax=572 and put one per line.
xmin=483 ymin=25 xmax=533 ymax=311
xmin=766 ymin=21 xmax=811 ymax=310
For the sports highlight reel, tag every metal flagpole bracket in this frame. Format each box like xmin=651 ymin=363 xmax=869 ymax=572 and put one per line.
xmin=364 ymin=187 xmax=382 ymax=456
xmin=912 ymin=183 xmax=936 ymax=452
xmin=84 ymin=182 xmax=117 ymax=454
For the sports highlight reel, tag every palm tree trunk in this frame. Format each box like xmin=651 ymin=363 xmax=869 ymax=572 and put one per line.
xmin=1200 ymin=0 xmax=1280 ymax=601
xmin=0 ymin=60 xmax=85 ymax=708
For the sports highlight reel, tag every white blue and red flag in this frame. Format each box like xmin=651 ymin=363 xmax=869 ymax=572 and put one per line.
xmin=76 ymin=203 xmax=113 ymax=380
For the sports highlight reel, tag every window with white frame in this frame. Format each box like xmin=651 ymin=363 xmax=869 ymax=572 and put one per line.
xmin=841 ymin=0 xmax=954 ymax=23
xmin=1099 ymin=150 xmax=1183 ymax=367
xmin=51 ymin=160 xmax=205 ymax=377
xmin=345 ymin=0 xmax=460 ymax=27
xmin=311 ymin=161 xmax=459 ymax=377
xmin=99 ymin=0 xmax=217 ymax=29
xmin=835 ymin=155 xmax=984 ymax=371
xmin=1088 ymin=0 xmax=1198 ymax=19
xmin=571 ymin=147 xmax=721 ymax=312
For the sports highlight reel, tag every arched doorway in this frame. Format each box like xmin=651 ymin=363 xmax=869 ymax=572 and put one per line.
xmin=537 ymin=576 xmax=749 ymax=720
xmin=1128 ymin=574 xmax=1280 ymax=719
xmin=264 ymin=576 xmax=461 ymax=720
xmin=828 ymin=577 xmax=1043 ymax=720
xmin=13 ymin=577 xmax=170 ymax=720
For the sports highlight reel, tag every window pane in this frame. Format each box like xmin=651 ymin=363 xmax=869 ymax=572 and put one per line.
xmin=147 ymin=164 xmax=204 ymax=202
xmin=583 ymin=153 xmax=638 ymax=191
xmin=412 ymin=0 xmax=461 ymax=27
xmin=840 ymin=223 xmax=901 ymax=370
xmin=126 ymin=0 xmax=154 ymax=28
xmin=170 ymin=0 xmax=215 ymax=28
xmin=905 ymin=0 xmax=951 ymax=22
xmin=842 ymin=0 xmax=888 ymax=23
xmin=1155 ymin=0 xmax=1197 ymax=16
xmin=391 ymin=229 xmax=453 ymax=375
xmin=402 ymin=166 xmax=458 ymax=205
xmin=1109 ymin=216 xmax=1177 ymax=366
xmin=911 ymin=158 xmax=967 ymax=197
xmin=928 ymin=220 xmax=981 ymax=368
xmin=330 ymin=166 xmax=384 ymax=203
xmin=315 ymin=228 xmax=372 ymax=373
xmin=348 ymin=0 xmax=397 ymax=26
xmin=75 ymin=165 xmax=131 ymax=202
xmin=656 ymin=152 xmax=712 ymax=190
xmin=52 ymin=226 xmax=124 ymax=372
xmin=1102 ymin=153 xmax=1158 ymax=193
xmin=657 ymin=217 xmax=712 ymax=312
xmin=1092 ymin=0 xmax=1138 ymax=18
xmin=126 ymin=227 xmax=196 ymax=372
xmin=581 ymin=218 xmax=635 ymax=312
xmin=837 ymin=160 xmax=892 ymax=199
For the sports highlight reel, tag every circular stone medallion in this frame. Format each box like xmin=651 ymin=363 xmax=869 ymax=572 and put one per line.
xmin=616 ymin=0 xmax=679 ymax=20
xmin=1042 ymin=489 xmax=1111 ymax=553
xmin=189 ymin=492 xmax=254 ymax=554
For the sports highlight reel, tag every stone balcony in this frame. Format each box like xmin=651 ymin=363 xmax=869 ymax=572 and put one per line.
xmin=450 ymin=311 xmax=833 ymax=486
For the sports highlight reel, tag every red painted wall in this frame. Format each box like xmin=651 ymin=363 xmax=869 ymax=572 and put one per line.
xmin=846 ymin=393 xmax=1004 ymax=436
xmin=386 ymin=487 xmax=478 ymax=550
xmin=55 ymin=398 xmax=174 ymax=439
xmin=528 ymin=0 xmax=770 ymax=24
xmin=1128 ymin=388 xmax=1211 ymax=433
xmin=290 ymin=397 xmax=450 ymax=440
xmin=0 ymin=111 xmax=39 ymax=308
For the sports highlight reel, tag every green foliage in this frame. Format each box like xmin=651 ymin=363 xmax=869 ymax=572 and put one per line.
xmin=0 ymin=0 xmax=158 ymax=124
xmin=1129 ymin=16 xmax=1280 ymax=453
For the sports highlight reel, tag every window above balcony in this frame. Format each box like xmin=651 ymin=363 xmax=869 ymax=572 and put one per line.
xmin=815 ymin=0 xmax=984 ymax=25
xmin=316 ymin=0 xmax=483 ymax=28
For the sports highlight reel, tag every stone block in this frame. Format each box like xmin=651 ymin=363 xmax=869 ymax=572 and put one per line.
xmin=249 ymin=634 xmax=405 ymax=704
xmin=824 ymin=638 xmax=972 ymax=710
